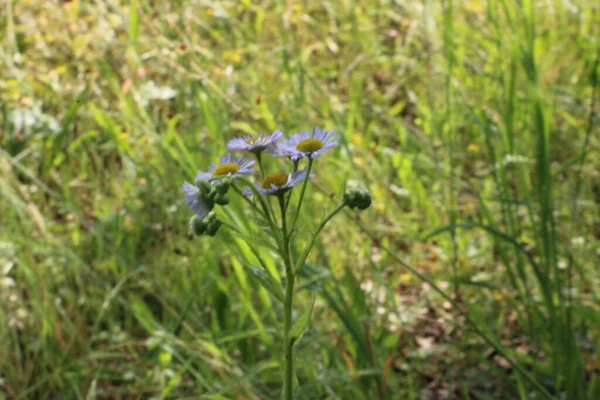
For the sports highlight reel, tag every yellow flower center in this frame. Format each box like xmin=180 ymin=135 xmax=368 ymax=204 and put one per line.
xmin=262 ymin=172 xmax=288 ymax=189
xmin=245 ymin=138 xmax=256 ymax=144
xmin=212 ymin=162 xmax=240 ymax=176
xmin=296 ymin=138 xmax=324 ymax=153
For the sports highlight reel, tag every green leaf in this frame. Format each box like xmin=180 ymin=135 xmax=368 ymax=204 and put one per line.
xmin=245 ymin=265 xmax=283 ymax=303
xmin=46 ymin=85 xmax=89 ymax=172
xmin=589 ymin=373 xmax=600 ymax=400
xmin=129 ymin=296 xmax=159 ymax=333
xmin=289 ymin=295 xmax=315 ymax=342
xmin=128 ymin=0 xmax=139 ymax=47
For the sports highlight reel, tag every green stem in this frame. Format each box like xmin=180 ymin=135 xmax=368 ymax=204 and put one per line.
xmin=256 ymin=152 xmax=280 ymax=220
xmin=279 ymin=194 xmax=295 ymax=400
xmin=294 ymin=202 xmax=346 ymax=276
xmin=284 ymin=159 xmax=299 ymax=213
xmin=289 ymin=158 xmax=314 ymax=235
xmin=256 ymin=152 xmax=267 ymax=177
xmin=231 ymin=183 xmax=264 ymax=216
xmin=237 ymin=177 xmax=283 ymax=250
xmin=241 ymin=237 xmax=279 ymax=283
xmin=220 ymin=220 xmax=240 ymax=232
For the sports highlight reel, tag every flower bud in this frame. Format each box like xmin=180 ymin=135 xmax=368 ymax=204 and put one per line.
xmin=190 ymin=215 xmax=207 ymax=236
xmin=194 ymin=178 xmax=211 ymax=194
xmin=215 ymin=179 xmax=230 ymax=194
xmin=343 ymin=180 xmax=372 ymax=210
xmin=214 ymin=192 xmax=230 ymax=206
xmin=197 ymin=192 xmax=214 ymax=210
xmin=205 ymin=218 xmax=223 ymax=236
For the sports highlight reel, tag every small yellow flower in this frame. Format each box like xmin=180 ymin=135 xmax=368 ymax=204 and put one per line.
xmin=467 ymin=143 xmax=480 ymax=153
xmin=205 ymin=8 xmax=215 ymax=17
xmin=223 ymin=50 xmax=242 ymax=64
xmin=465 ymin=1 xmax=485 ymax=13
xmin=492 ymin=291 xmax=505 ymax=302
xmin=56 ymin=65 xmax=68 ymax=75
xmin=351 ymin=134 xmax=363 ymax=147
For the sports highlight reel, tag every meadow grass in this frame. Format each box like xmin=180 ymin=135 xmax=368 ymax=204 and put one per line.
xmin=1 ymin=0 xmax=599 ymax=398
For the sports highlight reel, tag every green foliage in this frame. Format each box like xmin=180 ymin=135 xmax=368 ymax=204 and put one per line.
xmin=289 ymin=295 xmax=315 ymax=342
xmin=1 ymin=0 xmax=598 ymax=399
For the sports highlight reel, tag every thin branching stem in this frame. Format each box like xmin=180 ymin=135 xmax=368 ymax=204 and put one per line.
xmin=279 ymin=194 xmax=295 ymax=400
xmin=294 ymin=202 xmax=346 ymax=276
xmin=290 ymin=158 xmax=314 ymax=234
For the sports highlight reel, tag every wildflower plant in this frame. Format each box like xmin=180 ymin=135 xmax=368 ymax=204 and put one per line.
xmin=182 ymin=127 xmax=371 ymax=398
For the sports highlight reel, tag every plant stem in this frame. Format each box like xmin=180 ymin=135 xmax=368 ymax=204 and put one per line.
xmin=283 ymin=259 xmax=295 ymax=400
xmin=256 ymin=152 xmax=267 ymax=177
xmin=220 ymin=220 xmax=240 ymax=232
xmin=284 ymin=159 xmax=299 ymax=213
xmin=237 ymin=177 xmax=283 ymax=250
xmin=294 ymin=202 xmax=346 ymax=276
xmin=279 ymin=194 xmax=295 ymax=400
xmin=231 ymin=183 xmax=264 ymax=216
xmin=290 ymin=158 xmax=314 ymax=234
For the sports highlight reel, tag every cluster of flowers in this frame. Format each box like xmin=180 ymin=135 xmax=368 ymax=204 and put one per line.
xmin=182 ymin=127 xmax=351 ymax=236
xmin=181 ymin=125 xmax=371 ymax=398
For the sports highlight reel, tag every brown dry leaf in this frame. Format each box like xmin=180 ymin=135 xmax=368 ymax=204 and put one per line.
xmin=494 ymin=355 xmax=511 ymax=370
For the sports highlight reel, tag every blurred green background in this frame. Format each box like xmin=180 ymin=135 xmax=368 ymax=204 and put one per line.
xmin=1 ymin=0 xmax=599 ymax=398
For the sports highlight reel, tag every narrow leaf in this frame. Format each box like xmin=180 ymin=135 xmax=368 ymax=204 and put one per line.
xmin=245 ymin=265 xmax=283 ymax=303
xmin=290 ymin=295 xmax=315 ymax=341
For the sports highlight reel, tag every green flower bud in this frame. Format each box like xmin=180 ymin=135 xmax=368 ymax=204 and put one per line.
xmin=215 ymin=179 xmax=230 ymax=194
xmin=199 ymin=191 xmax=215 ymax=210
xmin=194 ymin=178 xmax=211 ymax=194
xmin=208 ymin=187 xmax=219 ymax=199
xmin=343 ymin=180 xmax=372 ymax=210
xmin=206 ymin=211 xmax=217 ymax=221
xmin=190 ymin=215 xmax=207 ymax=236
xmin=214 ymin=192 xmax=230 ymax=206
xmin=205 ymin=218 xmax=223 ymax=236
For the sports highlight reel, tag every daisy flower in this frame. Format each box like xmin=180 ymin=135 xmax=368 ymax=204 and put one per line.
xmin=182 ymin=182 xmax=210 ymax=219
xmin=245 ymin=169 xmax=312 ymax=196
xmin=274 ymin=127 xmax=339 ymax=161
xmin=226 ymin=131 xmax=283 ymax=154
xmin=195 ymin=153 xmax=255 ymax=181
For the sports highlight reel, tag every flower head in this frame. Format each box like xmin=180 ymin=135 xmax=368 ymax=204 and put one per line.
xmin=227 ymin=131 xmax=283 ymax=154
xmin=195 ymin=153 xmax=255 ymax=181
xmin=274 ymin=127 xmax=339 ymax=161
xmin=190 ymin=212 xmax=223 ymax=236
xmin=343 ymin=180 xmax=372 ymax=210
xmin=245 ymin=168 xmax=312 ymax=196
xmin=182 ymin=182 xmax=211 ymax=219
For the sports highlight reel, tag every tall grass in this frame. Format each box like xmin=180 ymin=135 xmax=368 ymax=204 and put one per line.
xmin=0 ymin=0 xmax=598 ymax=398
